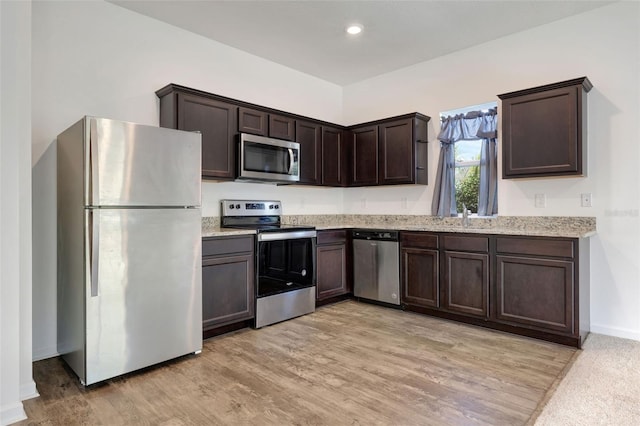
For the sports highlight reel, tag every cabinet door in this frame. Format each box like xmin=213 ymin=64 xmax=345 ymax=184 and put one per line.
xmin=378 ymin=118 xmax=414 ymax=185
xmin=177 ymin=93 xmax=237 ymax=179
xmin=496 ymin=255 xmax=574 ymax=333
xmin=296 ymin=121 xmax=322 ymax=185
xmin=500 ymin=78 xmax=590 ymax=178
xmin=401 ymin=247 xmax=439 ymax=308
xmin=350 ymin=125 xmax=378 ymax=186
xmin=316 ymin=243 xmax=348 ymax=300
xmin=269 ymin=114 xmax=296 ymax=141
xmin=443 ymin=251 xmax=489 ymax=318
xmin=238 ymin=107 xmax=267 ymax=136
xmin=202 ymin=253 xmax=255 ymax=330
xmin=321 ymin=126 xmax=346 ymax=186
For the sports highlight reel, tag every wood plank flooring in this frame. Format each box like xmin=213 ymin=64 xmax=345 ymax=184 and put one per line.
xmin=20 ymin=301 xmax=576 ymax=425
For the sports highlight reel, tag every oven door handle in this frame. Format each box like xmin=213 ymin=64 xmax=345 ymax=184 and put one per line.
xmin=258 ymin=230 xmax=317 ymax=242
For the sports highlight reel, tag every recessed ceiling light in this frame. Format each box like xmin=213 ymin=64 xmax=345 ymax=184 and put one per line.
xmin=346 ymin=24 xmax=363 ymax=35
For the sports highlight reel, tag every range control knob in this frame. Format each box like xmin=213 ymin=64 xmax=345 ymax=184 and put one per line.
xmin=269 ymin=204 xmax=274 ymax=209
xmin=274 ymin=205 xmax=280 ymax=209
xmin=229 ymin=204 xmax=234 ymax=209
xmin=235 ymin=204 xmax=241 ymax=209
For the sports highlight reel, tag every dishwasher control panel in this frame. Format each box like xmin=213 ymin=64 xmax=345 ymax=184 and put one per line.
xmin=352 ymin=230 xmax=399 ymax=241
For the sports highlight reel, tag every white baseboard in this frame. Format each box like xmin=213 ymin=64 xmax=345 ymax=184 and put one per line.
xmin=590 ymin=324 xmax=640 ymax=341
xmin=20 ymin=380 xmax=39 ymax=401
xmin=0 ymin=402 xmax=26 ymax=426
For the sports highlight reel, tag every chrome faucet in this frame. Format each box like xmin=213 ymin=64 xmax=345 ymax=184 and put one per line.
xmin=462 ymin=203 xmax=470 ymax=228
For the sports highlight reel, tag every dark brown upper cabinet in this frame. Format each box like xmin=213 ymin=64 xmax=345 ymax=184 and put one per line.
xmin=296 ymin=120 xmax=322 ymax=185
xmin=379 ymin=116 xmax=428 ymax=185
xmin=350 ymin=125 xmax=379 ymax=186
xmin=238 ymin=107 xmax=267 ymax=136
xmin=321 ymin=126 xmax=348 ymax=187
xmin=498 ymin=77 xmax=592 ymax=179
xmin=157 ymin=86 xmax=237 ymax=180
xmin=157 ymin=84 xmax=429 ymax=186
xmin=238 ymin=107 xmax=296 ymax=141
xmin=349 ymin=114 xmax=430 ymax=186
xmin=269 ymin=114 xmax=296 ymax=141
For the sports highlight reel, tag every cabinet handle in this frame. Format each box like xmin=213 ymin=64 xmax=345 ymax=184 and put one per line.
xmin=416 ymin=140 xmax=428 ymax=144
xmin=416 ymin=166 xmax=426 ymax=170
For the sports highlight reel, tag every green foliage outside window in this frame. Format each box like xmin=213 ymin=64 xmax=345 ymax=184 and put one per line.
xmin=455 ymin=165 xmax=480 ymax=214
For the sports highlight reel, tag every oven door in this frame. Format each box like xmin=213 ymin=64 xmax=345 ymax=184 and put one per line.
xmin=238 ymin=133 xmax=300 ymax=183
xmin=257 ymin=230 xmax=316 ymax=298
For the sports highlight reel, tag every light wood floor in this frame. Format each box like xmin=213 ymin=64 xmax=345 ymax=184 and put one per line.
xmin=20 ymin=301 xmax=576 ymax=425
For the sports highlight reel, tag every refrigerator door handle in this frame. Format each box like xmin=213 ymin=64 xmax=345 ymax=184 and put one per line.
xmin=88 ymin=210 xmax=100 ymax=297
xmin=89 ymin=118 xmax=99 ymax=205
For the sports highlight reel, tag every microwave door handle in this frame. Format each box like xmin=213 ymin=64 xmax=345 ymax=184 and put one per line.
xmin=288 ymin=148 xmax=294 ymax=174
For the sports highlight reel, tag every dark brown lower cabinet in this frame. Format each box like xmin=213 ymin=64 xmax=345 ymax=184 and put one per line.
xmin=401 ymin=232 xmax=439 ymax=309
xmin=316 ymin=230 xmax=351 ymax=302
xmin=441 ymin=234 xmax=489 ymax=318
xmin=400 ymin=231 xmax=589 ymax=348
xmin=443 ymin=251 xmax=489 ymax=317
xmin=202 ymin=235 xmax=255 ymax=336
xmin=495 ymin=236 xmax=578 ymax=336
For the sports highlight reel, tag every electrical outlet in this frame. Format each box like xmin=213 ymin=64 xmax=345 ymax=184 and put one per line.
xmin=534 ymin=193 xmax=546 ymax=208
xmin=581 ymin=193 xmax=592 ymax=207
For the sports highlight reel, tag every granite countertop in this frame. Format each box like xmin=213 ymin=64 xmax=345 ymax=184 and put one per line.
xmin=202 ymin=215 xmax=596 ymax=239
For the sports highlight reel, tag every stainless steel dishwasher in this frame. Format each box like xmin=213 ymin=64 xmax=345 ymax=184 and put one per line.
xmin=352 ymin=230 xmax=400 ymax=306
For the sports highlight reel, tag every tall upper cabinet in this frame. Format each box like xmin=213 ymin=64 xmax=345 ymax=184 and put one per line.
xmin=157 ymin=85 xmax=237 ymax=180
xmin=498 ymin=77 xmax=592 ymax=179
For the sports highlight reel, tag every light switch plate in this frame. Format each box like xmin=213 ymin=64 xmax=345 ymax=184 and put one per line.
xmin=534 ymin=193 xmax=546 ymax=208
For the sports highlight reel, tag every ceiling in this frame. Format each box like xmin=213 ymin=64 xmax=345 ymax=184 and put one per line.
xmin=110 ymin=1 xmax=612 ymax=86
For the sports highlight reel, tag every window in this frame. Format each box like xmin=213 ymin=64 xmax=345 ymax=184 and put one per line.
xmin=440 ymin=101 xmax=497 ymax=215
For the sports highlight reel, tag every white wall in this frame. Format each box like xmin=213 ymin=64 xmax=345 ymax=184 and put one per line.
xmin=31 ymin=0 xmax=344 ymax=361
xmin=342 ymin=2 xmax=640 ymax=340
xmin=1 ymin=1 xmax=37 ymax=424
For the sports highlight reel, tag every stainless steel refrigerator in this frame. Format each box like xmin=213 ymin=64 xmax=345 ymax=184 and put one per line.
xmin=57 ymin=116 xmax=202 ymax=386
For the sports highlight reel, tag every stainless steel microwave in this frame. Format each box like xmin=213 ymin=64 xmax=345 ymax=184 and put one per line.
xmin=237 ymin=133 xmax=300 ymax=183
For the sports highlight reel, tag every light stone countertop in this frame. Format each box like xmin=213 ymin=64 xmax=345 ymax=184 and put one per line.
xmin=202 ymin=215 xmax=596 ymax=239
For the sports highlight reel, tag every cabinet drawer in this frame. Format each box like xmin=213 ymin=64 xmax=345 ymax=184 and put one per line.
xmin=496 ymin=237 xmax=574 ymax=258
xmin=443 ymin=235 xmax=488 ymax=253
xmin=401 ymin=232 xmax=438 ymax=249
xmin=317 ymin=229 xmax=348 ymax=245
xmin=203 ymin=235 xmax=254 ymax=257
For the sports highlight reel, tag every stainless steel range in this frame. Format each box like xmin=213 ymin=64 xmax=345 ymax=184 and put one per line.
xmin=221 ymin=200 xmax=316 ymax=328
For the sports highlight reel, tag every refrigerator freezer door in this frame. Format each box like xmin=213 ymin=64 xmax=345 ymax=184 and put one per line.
xmin=86 ymin=117 xmax=201 ymax=207
xmin=84 ymin=208 xmax=202 ymax=385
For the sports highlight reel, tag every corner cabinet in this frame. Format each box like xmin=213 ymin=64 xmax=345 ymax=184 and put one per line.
xmin=349 ymin=114 xmax=429 ymax=186
xmin=316 ymin=229 xmax=351 ymax=302
xmin=499 ymin=77 xmax=592 ymax=178
xmin=157 ymin=85 xmax=237 ymax=180
xmin=202 ymin=235 xmax=255 ymax=338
